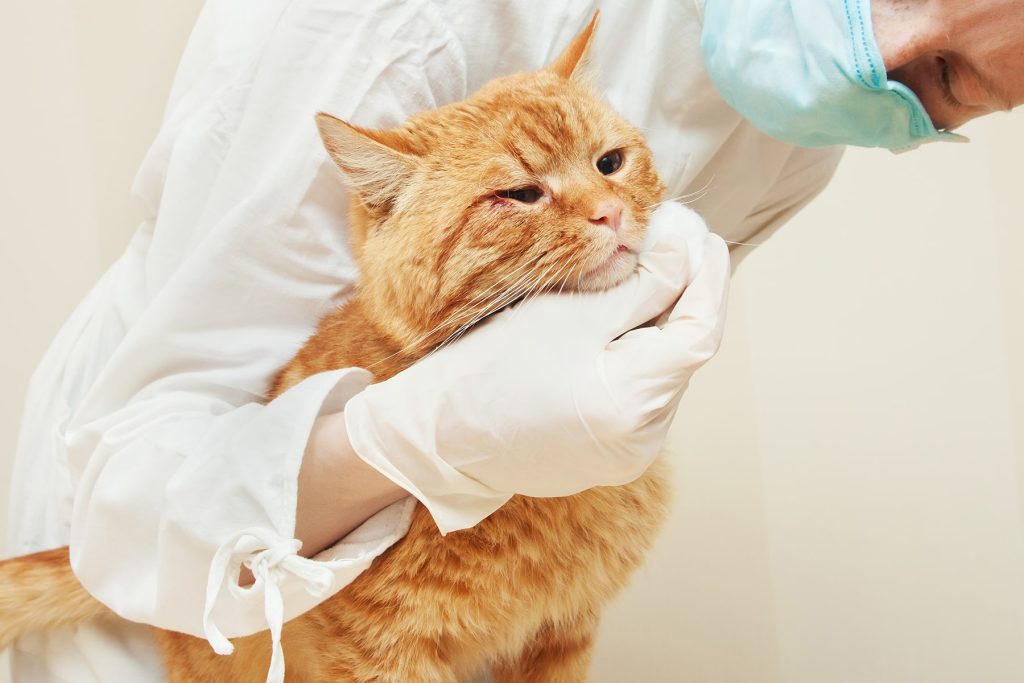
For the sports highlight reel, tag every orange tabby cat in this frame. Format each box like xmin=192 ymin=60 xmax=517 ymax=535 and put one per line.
xmin=0 ymin=14 xmax=672 ymax=681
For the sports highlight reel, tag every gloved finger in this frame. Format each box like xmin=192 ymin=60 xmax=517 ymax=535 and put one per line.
xmin=574 ymin=202 xmax=710 ymax=340
xmin=659 ymin=232 xmax=730 ymax=328
xmin=640 ymin=201 xmax=708 ymax=283
xmin=604 ymin=234 xmax=731 ymax=385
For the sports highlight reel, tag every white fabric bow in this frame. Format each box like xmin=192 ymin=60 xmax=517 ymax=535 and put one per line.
xmin=203 ymin=528 xmax=335 ymax=683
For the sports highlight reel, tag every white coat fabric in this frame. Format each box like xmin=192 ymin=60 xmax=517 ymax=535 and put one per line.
xmin=5 ymin=0 xmax=843 ymax=681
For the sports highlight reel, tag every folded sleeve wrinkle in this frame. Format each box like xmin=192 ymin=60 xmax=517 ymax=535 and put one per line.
xmin=61 ymin=0 xmax=468 ymax=648
xmin=70 ymin=370 xmax=370 ymax=635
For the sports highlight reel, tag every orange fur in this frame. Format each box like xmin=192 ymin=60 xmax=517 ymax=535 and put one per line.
xmin=0 ymin=547 xmax=112 ymax=650
xmin=1 ymin=14 xmax=674 ymax=681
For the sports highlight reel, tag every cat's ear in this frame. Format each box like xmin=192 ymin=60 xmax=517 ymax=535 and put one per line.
xmin=548 ymin=10 xmax=600 ymax=82
xmin=316 ymin=113 xmax=416 ymax=211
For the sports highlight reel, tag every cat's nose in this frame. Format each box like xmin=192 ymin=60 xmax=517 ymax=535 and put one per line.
xmin=589 ymin=199 xmax=624 ymax=233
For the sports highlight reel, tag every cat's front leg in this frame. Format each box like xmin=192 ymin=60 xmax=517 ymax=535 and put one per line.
xmin=490 ymin=612 xmax=598 ymax=683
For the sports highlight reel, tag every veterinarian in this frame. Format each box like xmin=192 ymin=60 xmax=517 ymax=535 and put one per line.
xmin=6 ymin=0 xmax=1021 ymax=681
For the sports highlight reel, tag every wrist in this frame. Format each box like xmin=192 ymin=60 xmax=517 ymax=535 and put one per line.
xmin=321 ymin=411 xmax=408 ymax=505
xmin=295 ymin=411 xmax=408 ymax=558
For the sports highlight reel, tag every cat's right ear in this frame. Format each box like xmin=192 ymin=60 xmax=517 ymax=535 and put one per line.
xmin=548 ymin=10 xmax=600 ymax=82
xmin=316 ymin=113 xmax=416 ymax=212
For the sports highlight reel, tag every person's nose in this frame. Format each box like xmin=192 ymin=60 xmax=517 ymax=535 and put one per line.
xmin=589 ymin=198 xmax=624 ymax=233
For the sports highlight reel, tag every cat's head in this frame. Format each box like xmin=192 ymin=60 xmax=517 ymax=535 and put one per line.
xmin=317 ymin=13 xmax=665 ymax=353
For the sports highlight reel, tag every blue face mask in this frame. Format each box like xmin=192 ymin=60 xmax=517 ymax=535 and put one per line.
xmin=700 ymin=0 xmax=968 ymax=151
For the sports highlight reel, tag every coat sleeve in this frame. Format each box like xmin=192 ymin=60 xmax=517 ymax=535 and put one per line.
xmin=63 ymin=0 xmax=466 ymax=652
xmin=729 ymin=145 xmax=845 ymax=268
xmin=67 ymin=369 xmax=419 ymax=637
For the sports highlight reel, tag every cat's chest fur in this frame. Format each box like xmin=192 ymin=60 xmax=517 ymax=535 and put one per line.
xmin=286 ymin=457 xmax=672 ymax=681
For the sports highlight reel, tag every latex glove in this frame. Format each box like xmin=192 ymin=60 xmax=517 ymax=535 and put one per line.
xmin=344 ymin=202 xmax=731 ymax=534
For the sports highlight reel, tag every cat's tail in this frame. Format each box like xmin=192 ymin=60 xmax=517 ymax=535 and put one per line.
xmin=0 ymin=546 xmax=113 ymax=649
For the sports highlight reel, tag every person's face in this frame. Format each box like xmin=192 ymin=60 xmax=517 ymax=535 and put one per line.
xmin=872 ymin=0 xmax=1024 ymax=131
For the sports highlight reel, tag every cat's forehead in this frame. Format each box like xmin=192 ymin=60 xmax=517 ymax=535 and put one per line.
xmin=478 ymin=76 xmax=612 ymax=140
xmin=429 ymin=73 xmax=628 ymax=165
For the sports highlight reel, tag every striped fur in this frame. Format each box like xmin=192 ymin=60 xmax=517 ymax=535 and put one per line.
xmin=0 ymin=547 xmax=112 ymax=650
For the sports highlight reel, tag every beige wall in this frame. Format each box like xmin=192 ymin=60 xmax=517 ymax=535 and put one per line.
xmin=2 ymin=2 xmax=1022 ymax=681
xmin=0 ymin=1 xmax=206 ymax=680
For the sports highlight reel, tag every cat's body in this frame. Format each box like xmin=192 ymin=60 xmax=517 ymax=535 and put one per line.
xmin=1 ymin=15 xmax=673 ymax=681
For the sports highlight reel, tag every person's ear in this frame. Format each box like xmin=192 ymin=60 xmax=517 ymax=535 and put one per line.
xmin=548 ymin=10 xmax=600 ymax=82
xmin=315 ymin=113 xmax=416 ymax=212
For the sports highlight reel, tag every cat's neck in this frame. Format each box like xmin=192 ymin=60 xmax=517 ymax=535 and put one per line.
xmin=279 ymin=290 xmax=477 ymax=397
xmin=325 ymin=296 xmax=425 ymax=383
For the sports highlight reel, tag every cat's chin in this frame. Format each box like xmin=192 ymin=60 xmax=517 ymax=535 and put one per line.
xmin=577 ymin=249 xmax=639 ymax=292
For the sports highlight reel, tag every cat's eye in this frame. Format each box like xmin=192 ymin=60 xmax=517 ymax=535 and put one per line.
xmin=596 ymin=150 xmax=623 ymax=176
xmin=496 ymin=186 xmax=544 ymax=204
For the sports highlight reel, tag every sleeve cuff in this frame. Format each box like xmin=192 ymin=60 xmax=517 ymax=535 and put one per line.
xmin=201 ymin=496 xmax=416 ymax=683
xmin=342 ymin=390 xmax=513 ymax=536
xmin=199 ymin=367 xmax=417 ymax=683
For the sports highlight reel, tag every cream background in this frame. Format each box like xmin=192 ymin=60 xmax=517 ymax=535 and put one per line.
xmin=2 ymin=1 xmax=1022 ymax=681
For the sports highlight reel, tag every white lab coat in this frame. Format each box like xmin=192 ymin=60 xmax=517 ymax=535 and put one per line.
xmin=5 ymin=0 xmax=842 ymax=680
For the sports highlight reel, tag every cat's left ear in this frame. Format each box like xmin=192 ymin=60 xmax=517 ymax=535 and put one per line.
xmin=316 ymin=113 xmax=417 ymax=212
xmin=548 ymin=10 xmax=600 ymax=81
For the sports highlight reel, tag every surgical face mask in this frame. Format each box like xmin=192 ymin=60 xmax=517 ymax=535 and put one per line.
xmin=700 ymin=0 xmax=968 ymax=151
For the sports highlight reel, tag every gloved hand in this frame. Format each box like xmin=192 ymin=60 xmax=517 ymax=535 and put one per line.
xmin=343 ymin=202 xmax=731 ymax=533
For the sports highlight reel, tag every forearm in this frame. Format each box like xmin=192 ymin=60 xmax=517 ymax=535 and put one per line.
xmin=295 ymin=411 xmax=410 ymax=558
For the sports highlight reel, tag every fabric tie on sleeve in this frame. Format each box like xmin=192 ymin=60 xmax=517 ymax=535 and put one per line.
xmin=203 ymin=528 xmax=335 ymax=683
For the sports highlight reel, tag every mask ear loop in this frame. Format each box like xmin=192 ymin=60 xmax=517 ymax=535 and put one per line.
xmin=848 ymin=0 xmax=970 ymax=151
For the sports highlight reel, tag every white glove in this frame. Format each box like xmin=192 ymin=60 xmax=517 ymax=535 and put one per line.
xmin=344 ymin=202 xmax=731 ymax=533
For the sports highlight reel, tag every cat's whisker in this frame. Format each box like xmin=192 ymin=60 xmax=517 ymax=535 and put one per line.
xmin=445 ymin=263 xmax=546 ymax=332
xmin=551 ymin=254 xmax=585 ymax=291
xmin=429 ymin=274 xmax=539 ymax=356
xmin=364 ymin=256 xmax=549 ymax=370
xmin=553 ymin=253 xmax=586 ymax=296
xmin=531 ymin=264 xmax=573 ymax=305
xmin=643 ymin=191 xmax=706 ymax=210
xmin=361 ymin=297 xmax=499 ymax=371
xmin=449 ymin=257 xmax=539 ymax=315
xmin=465 ymin=278 xmax=536 ymax=328
xmin=684 ymin=174 xmax=716 ymax=199
xmin=477 ymin=256 xmax=546 ymax=301
xmin=423 ymin=256 xmax=559 ymax=358
xmin=642 ymin=176 xmax=717 ymax=211
xmin=556 ymin=255 xmax=582 ymax=297
xmin=505 ymin=260 xmax=564 ymax=323
xmin=721 ymin=238 xmax=764 ymax=248
xmin=507 ymin=256 xmax=580 ymax=323
xmin=532 ymin=258 xmax=573 ymax=298
xmin=473 ymin=256 xmax=564 ymax=322
xmin=485 ymin=274 xmax=548 ymax=329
